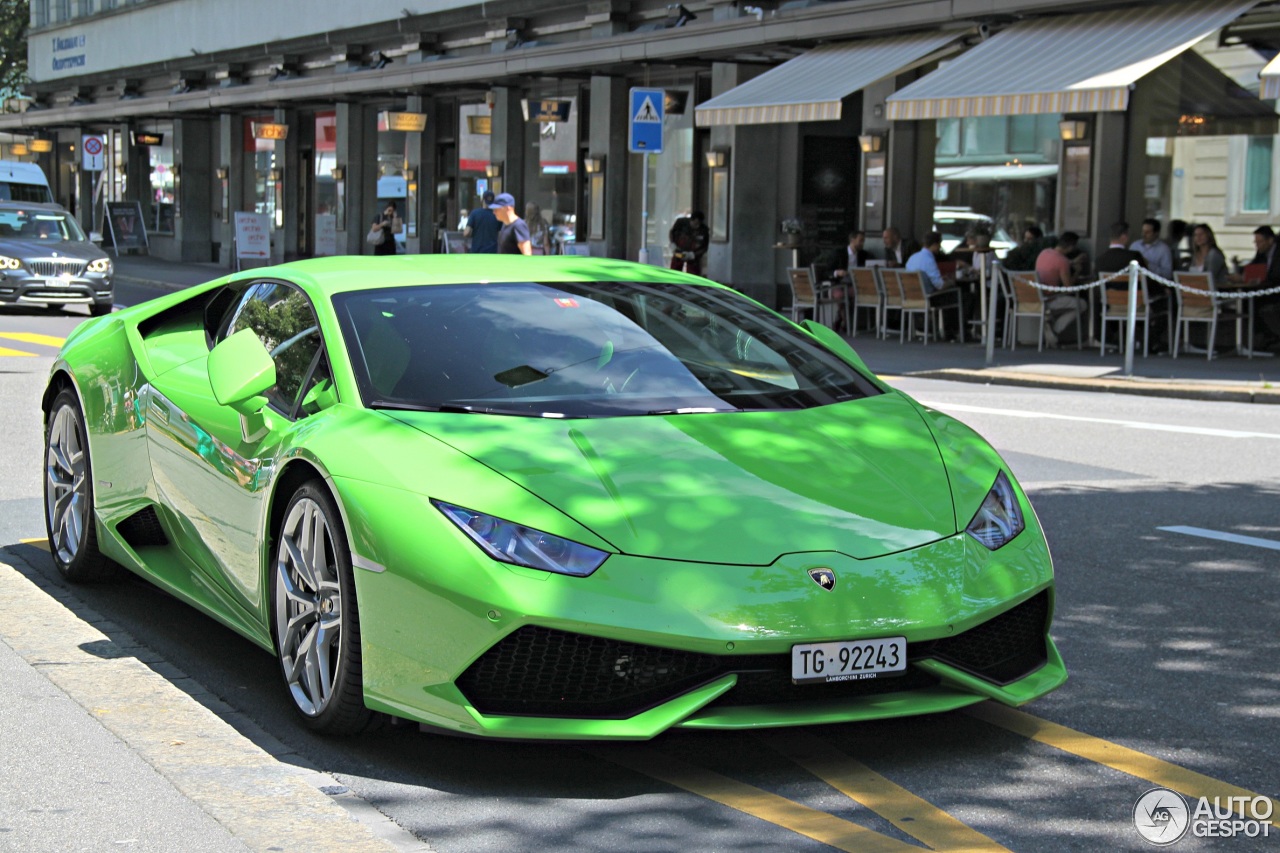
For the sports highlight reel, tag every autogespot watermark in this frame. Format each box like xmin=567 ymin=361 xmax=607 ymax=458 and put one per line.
xmin=1134 ymin=788 xmax=1274 ymax=845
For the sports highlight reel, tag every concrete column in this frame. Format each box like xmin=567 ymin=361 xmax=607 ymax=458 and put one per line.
xmin=275 ymin=107 xmax=298 ymax=262
xmin=490 ymin=87 xmax=525 ymax=201
xmin=707 ymin=61 xmax=783 ymax=307
xmin=336 ymin=102 xmax=369 ymax=256
xmin=1091 ymin=111 xmax=1128 ymax=258
xmin=589 ymin=75 xmax=629 ymax=258
xmin=406 ymin=94 xmax=431 ymax=254
xmin=174 ymin=117 xmax=214 ymax=263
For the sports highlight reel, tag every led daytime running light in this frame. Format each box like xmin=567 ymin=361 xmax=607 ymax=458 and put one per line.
xmin=433 ymin=500 xmax=608 ymax=577
xmin=966 ymin=471 xmax=1025 ymax=550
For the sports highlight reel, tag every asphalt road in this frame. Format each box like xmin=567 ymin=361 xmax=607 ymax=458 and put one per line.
xmin=2 ymin=300 xmax=1278 ymax=853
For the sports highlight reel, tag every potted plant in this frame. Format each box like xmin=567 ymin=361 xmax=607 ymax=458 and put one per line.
xmin=780 ymin=217 xmax=803 ymax=247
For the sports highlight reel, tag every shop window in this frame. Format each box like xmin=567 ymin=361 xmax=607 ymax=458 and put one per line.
xmin=376 ymin=119 xmax=411 ymax=250
xmin=457 ymin=103 xmax=493 ymax=227
xmin=144 ymin=124 xmax=175 ymax=234
xmin=1244 ymin=137 xmax=1272 ymax=213
xmin=645 ymin=87 xmax=694 ymax=264
xmin=244 ymin=115 xmax=277 ymax=225
xmin=962 ymin=117 xmax=1007 ymax=156
xmin=1008 ymin=116 xmax=1040 ymax=154
xmin=523 ymin=95 xmax=579 ymax=253
xmin=936 ymin=119 xmax=960 ymax=156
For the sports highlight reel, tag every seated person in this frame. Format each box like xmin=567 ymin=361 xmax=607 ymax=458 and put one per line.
xmin=816 ymin=230 xmax=873 ymax=281
xmin=1034 ymin=231 xmax=1090 ymax=346
xmin=906 ymin=231 xmax=967 ymax=339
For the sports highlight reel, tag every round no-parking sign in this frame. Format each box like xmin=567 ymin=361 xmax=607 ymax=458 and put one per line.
xmin=82 ymin=135 xmax=105 ymax=172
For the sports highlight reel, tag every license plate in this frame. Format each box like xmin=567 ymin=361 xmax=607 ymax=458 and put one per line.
xmin=791 ymin=636 xmax=907 ymax=684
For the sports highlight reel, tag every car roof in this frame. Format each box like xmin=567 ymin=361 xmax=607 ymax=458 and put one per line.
xmin=240 ymin=255 xmax=723 ymax=297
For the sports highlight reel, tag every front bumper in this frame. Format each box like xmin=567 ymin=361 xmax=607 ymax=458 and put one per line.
xmin=346 ymin=480 xmax=1063 ymax=739
xmin=0 ymin=271 xmax=113 ymax=306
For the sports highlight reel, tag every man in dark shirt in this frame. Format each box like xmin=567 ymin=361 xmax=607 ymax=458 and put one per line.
xmin=492 ymin=193 xmax=532 ymax=255
xmin=1241 ymin=226 xmax=1280 ymax=349
xmin=464 ymin=191 xmax=500 ymax=253
xmin=1095 ymin=221 xmax=1146 ymax=274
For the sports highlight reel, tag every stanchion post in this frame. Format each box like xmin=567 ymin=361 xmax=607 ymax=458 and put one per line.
xmin=1124 ymin=260 xmax=1139 ymax=376
xmin=985 ymin=260 xmax=1001 ymax=366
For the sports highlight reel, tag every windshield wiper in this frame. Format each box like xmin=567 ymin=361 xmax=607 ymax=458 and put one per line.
xmin=646 ymin=406 xmax=742 ymax=415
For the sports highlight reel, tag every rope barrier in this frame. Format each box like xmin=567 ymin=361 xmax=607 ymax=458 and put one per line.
xmin=1007 ymin=265 xmax=1280 ymax=299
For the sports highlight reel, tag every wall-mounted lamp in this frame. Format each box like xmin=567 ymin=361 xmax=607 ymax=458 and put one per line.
xmin=584 ymin=156 xmax=604 ymax=174
xmin=484 ymin=162 xmax=503 ymax=178
xmin=1058 ymin=119 xmax=1090 ymax=141
xmin=30 ymin=139 xmax=53 ymax=153
xmin=330 ymin=166 xmax=345 ymax=181
xmin=268 ymin=168 xmax=283 ymax=182
xmin=703 ymin=149 xmax=727 ymax=168
xmin=215 ymin=166 xmax=228 ymax=180
xmin=857 ymin=133 xmax=884 ymax=153
xmin=10 ymin=143 xmax=28 ymax=156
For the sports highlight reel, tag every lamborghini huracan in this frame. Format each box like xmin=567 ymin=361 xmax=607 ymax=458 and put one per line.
xmin=43 ymin=255 xmax=1065 ymax=737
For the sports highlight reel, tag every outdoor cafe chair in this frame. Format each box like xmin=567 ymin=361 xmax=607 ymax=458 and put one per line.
xmin=1099 ymin=270 xmax=1163 ymax=358
xmin=896 ymin=270 xmax=964 ymax=345
xmin=785 ymin=266 xmax=841 ymax=328
xmin=850 ymin=268 xmax=883 ymax=338
xmin=1003 ymin=270 xmax=1059 ymax=351
xmin=1172 ymin=272 xmax=1246 ymax=360
xmin=877 ymin=268 xmax=905 ymax=340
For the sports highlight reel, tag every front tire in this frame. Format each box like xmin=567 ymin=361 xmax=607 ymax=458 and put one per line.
xmin=44 ymin=388 xmax=117 ymax=582
xmin=271 ymin=481 xmax=374 ymax=735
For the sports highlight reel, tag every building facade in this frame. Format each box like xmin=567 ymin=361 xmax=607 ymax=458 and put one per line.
xmin=3 ymin=0 xmax=1279 ymax=307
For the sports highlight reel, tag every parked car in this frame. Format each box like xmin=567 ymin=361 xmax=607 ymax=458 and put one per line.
xmin=0 ymin=202 xmax=114 ymax=315
xmin=44 ymin=255 xmax=1064 ymax=737
xmin=0 ymin=160 xmax=55 ymax=204
xmin=933 ymin=208 xmax=1016 ymax=258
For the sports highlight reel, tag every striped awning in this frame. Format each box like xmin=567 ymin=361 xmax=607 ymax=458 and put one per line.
xmin=886 ymin=1 xmax=1257 ymax=120
xmin=694 ymin=32 xmax=959 ymax=127
xmin=1262 ymin=52 xmax=1280 ymax=100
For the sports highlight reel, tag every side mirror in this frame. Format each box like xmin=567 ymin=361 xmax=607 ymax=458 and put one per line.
xmin=800 ymin=319 xmax=889 ymax=391
xmin=208 ymin=328 xmax=276 ymax=416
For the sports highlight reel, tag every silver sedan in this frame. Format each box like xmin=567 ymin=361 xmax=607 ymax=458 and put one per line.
xmin=0 ymin=202 xmax=113 ymax=316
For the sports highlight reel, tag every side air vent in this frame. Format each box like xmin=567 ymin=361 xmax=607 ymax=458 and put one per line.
xmin=116 ymin=506 xmax=169 ymax=549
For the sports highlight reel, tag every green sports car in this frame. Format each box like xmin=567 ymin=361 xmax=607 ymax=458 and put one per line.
xmin=43 ymin=255 xmax=1065 ymax=738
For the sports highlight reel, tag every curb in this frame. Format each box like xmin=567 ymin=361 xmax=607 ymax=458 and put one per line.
xmin=0 ymin=544 xmax=435 ymax=853
xmin=908 ymin=368 xmax=1280 ymax=405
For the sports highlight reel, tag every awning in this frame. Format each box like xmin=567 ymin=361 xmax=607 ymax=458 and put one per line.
xmin=1144 ymin=49 xmax=1278 ymax=137
xmin=695 ymin=32 xmax=959 ymax=127
xmin=1261 ymin=52 xmax=1280 ymax=99
xmin=886 ymin=1 xmax=1257 ymax=120
xmin=935 ymin=164 xmax=1059 ymax=181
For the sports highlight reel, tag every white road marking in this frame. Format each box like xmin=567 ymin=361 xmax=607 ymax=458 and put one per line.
xmin=920 ymin=401 xmax=1280 ymax=440
xmin=1158 ymin=526 xmax=1280 ymax=552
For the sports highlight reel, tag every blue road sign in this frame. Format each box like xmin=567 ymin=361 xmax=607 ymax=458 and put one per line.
xmin=628 ymin=87 xmax=664 ymax=154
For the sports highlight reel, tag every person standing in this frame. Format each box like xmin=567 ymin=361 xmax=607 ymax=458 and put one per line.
xmin=464 ymin=191 xmax=500 ymax=253
xmin=670 ymin=211 xmax=709 ymax=275
xmin=369 ymin=202 xmax=401 ymax=256
xmin=525 ymin=202 xmax=552 ymax=255
xmin=493 ymin=193 xmax=532 ymax=255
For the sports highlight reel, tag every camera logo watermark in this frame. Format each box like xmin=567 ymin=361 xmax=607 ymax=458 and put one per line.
xmin=1134 ymin=788 xmax=1274 ymax=845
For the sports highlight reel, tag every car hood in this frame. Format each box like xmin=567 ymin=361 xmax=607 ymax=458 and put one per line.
xmin=0 ymin=239 xmax=107 ymax=261
xmin=387 ymin=392 xmax=956 ymax=564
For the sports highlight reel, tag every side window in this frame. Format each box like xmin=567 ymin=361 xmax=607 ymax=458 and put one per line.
xmin=226 ymin=282 xmax=323 ymax=416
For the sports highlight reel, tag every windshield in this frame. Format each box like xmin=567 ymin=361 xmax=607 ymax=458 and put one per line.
xmin=333 ymin=281 xmax=881 ymax=418
xmin=0 ymin=208 xmax=87 ymax=243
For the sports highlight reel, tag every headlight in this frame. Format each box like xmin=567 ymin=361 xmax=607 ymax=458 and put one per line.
xmin=966 ymin=471 xmax=1025 ymax=550
xmin=433 ymin=500 xmax=609 ymax=577
xmin=0 ymin=256 xmax=22 ymax=270
xmin=87 ymin=258 xmax=112 ymax=273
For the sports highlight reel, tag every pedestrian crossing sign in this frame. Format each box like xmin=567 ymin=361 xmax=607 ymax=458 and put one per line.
xmin=629 ymin=87 xmax=665 ymax=153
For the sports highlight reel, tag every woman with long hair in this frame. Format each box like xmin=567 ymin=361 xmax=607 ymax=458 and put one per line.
xmin=1188 ymin=222 xmax=1226 ymax=285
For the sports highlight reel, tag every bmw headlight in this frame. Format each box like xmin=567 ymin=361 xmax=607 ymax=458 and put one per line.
xmin=87 ymin=258 xmax=112 ymax=273
xmin=966 ymin=471 xmax=1025 ymax=550
xmin=433 ymin=500 xmax=609 ymax=577
xmin=0 ymin=255 xmax=22 ymax=270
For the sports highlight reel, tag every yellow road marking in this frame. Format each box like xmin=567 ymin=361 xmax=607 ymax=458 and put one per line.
xmin=762 ymin=730 xmax=1010 ymax=852
xmin=591 ymin=746 xmax=921 ymax=853
xmin=967 ymin=703 xmax=1280 ymax=817
xmin=0 ymin=346 xmax=36 ymax=357
xmin=0 ymin=331 xmax=66 ymax=347
xmin=19 ymin=538 xmax=50 ymax=551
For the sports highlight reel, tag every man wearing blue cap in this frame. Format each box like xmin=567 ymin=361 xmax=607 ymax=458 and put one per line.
xmin=492 ymin=192 xmax=532 ymax=255
xmin=464 ymin=190 xmax=500 ymax=253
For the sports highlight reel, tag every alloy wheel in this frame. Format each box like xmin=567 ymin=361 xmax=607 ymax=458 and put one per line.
xmin=46 ymin=405 xmax=87 ymax=565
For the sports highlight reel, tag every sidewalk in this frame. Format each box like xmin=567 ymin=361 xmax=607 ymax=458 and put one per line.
xmin=112 ymin=255 xmax=1280 ymax=404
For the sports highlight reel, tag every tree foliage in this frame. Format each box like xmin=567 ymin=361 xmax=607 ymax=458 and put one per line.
xmin=0 ymin=0 xmax=29 ymax=98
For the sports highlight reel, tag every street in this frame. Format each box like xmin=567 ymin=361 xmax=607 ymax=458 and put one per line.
xmin=2 ymin=297 xmax=1278 ymax=853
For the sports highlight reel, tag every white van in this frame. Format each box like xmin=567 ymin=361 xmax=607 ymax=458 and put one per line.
xmin=0 ymin=161 xmax=54 ymax=204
